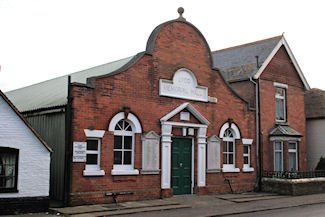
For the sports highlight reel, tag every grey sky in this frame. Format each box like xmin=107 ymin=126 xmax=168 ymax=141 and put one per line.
xmin=1 ymin=0 xmax=324 ymax=91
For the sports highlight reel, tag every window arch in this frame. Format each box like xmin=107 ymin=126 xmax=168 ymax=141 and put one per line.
xmin=113 ymin=119 xmax=134 ymax=170
xmin=223 ymin=129 xmax=235 ymax=168
xmin=109 ymin=112 xmax=141 ymax=175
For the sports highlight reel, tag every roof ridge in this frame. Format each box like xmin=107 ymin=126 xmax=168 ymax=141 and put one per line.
xmin=212 ymin=35 xmax=283 ymax=53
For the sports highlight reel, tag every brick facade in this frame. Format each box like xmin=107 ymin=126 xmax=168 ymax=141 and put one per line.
xmin=69 ymin=20 xmax=256 ymax=205
xmin=260 ymin=46 xmax=307 ymax=172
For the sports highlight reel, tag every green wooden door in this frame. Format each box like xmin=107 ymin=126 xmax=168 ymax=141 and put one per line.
xmin=171 ymin=138 xmax=192 ymax=195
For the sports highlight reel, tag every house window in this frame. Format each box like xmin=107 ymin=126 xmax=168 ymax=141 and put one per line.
xmin=223 ymin=129 xmax=235 ymax=169
xmin=0 ymin=147 xmax=18 ymax=193
xmin=243 ymin=145 xmax=250 ymax=168
xmin=289 ymin=142 xmax=298 ymax=171
xmin=86 ymin=139 xmax=101 ymax=171
xmin=275 ymin=87 xmax=286 ymax=121
xmin=274 ymin=141 xmax=283 ymax=171
xmin=83 ymin=129 xmax=105 ymax=176
xmin=113 ymin=120 xmax=135 ymax=171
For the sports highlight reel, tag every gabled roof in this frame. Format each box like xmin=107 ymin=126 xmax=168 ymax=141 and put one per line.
xmin=160 ymin=102 xmax=210 ymax=125
xmin=6 ymin=56 xmax=133 ymax=112
xmin=269 ymin=125 xmax=302 ymax=137
xmin=305 ymin=88 xmax=325 ymax=119
xmin=212 ymin=36 xmax=310 ymax=90
xmin=0 ymin=90 xmax=52 ymax=152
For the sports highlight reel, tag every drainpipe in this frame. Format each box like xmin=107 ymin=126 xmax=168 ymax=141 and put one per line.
xmin=249 ymin=55 xmax=262 ymax=191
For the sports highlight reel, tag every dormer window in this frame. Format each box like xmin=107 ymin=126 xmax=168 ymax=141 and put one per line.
xmin=275 ymin=87 xmax=286 ymax=122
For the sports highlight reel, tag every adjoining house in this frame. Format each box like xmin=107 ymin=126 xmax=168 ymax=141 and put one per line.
xmin=5 ymin=9 xmax=310 ymax=206
xmin=305 ymin=88 xmax=325 ymax=170
xmin=0 ymin=90 xmax=52 ymax=214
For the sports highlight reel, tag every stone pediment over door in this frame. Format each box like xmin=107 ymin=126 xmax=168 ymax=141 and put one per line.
xmin=160 ymin=102 xmax=210 ymax=126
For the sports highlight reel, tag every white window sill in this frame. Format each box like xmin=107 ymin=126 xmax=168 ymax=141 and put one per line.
xmin=83 ymin=169 xmax=105 ymax=176
xmin=242 ymin=167 xmax=255 ymax=172
xmin=111 ymin=169 xmax=139 ymax=176
xmin=222 ymin=167 xmax=240 ymax=173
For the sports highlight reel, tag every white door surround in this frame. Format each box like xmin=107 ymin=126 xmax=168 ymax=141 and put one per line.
xmin=160 ymin=103 xmax=209 ymax=189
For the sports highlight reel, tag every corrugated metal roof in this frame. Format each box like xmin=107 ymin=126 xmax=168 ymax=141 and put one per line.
xmin=212 ymin=36 xmax=282 ymax=82
xmin=5 ymin=56 xmax=133 ymax=112
xmin=305 ymin=88 xmax=325 ymax=119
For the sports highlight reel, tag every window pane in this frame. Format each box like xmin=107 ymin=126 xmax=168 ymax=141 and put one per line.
xmin=124 ymin=151 xmax=132 ymax=165
xmin=244 ymin=146 xmax=248 ymax=154
xmin=124 ymin=136 xmax=132 ymax=149
xmin=275 ymin=142 xmax=282 ymax=151
xmin=114 ymin=136 xmax=122 ymax=149
xmin=87 ymin=140 xmax=98 ymax=151
xmin=289 ymin=143 xmax=296 ymax=150
xmin=289 ymin=153 xmax=297 ymax=171
xmin=276 ymin=98 xmax=285 ymax=120
xmin=86 ymin=154 xmax=98 ymax=165
xmin=114 ymin=151 xmax=122 ymax=164
xmin=275 ymin=88 xmax=284 ymax=97
xmin=0 ymin=150 xmax=17 ymax=189
xmin=223 ymin=154 xmax=228 ymax=164
xmin=275 ymin=152 xmax=282 ymax=171
xmin=229 ymin=154 xmax=234 ymax=164
xmin=229 ymin=142 xmax=233 ymax=152
xmin=115 ymin=121 xmax=123 ymax=130
xmin=244 ymin=156 xmax=249 ymax=164
xmin=223 ymin=141 xmax=227 ymax=152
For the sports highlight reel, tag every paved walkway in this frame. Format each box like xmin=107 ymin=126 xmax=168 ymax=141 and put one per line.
xmin=47 ymin=192 xmax=325 ymax=217
xmin=5 ymin=192 xmax=325 ymax=217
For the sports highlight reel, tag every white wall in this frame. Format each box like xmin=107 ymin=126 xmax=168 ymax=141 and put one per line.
xmin=0 ymin=96 xmax=50 ymax=198
xmin=306 ymin=119 xmax=325 ymax=170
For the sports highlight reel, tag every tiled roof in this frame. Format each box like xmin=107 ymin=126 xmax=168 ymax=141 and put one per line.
xmin=212 ymin=36 xmax=282 ymax=82
xmin=269 ymin=125 xmax=302 ymax=137
xmin=305 ymin=88 xmax=325 ymax=119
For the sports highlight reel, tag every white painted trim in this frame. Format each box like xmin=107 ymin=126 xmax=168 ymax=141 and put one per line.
xmin=84 ymin=129 xmax=105 ymax=138
xmin=111 ymin=169 xmax=139 ymax=175
xmin=222 ymin=167 xmax=240 ymax=173
xmin=109 ymin=112 xmax=142 ymax=133
xmin=219 ymin=122 xmax=241 ymax=139
xmin=273 ymin=82 xmax=288 ymax=89
xmin=242 ymin=167 xmax=254 ymax=172
xmin=253 ymin=36 xmax=310 ymax=90
xmin=242 ymin=138 xmax=253 ymax=145
xmin=160 ymin=103 xmax=210 ymax=125
xmin=83 ymin=169 xmax=105 ymax=176
xmin=162 ymin=121 xmax=208 ymax=128
xmin=197 ymin=127 xmax=207 ymax=187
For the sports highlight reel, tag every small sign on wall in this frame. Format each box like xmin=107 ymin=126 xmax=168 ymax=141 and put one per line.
xmin=73 ymin=142 xmax=86 ymax=162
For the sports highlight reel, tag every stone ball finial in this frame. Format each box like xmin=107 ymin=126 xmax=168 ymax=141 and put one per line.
xmin=178 ymin=7 xmax=184 ymax=15
xmin=177 ymin=7 xmax=186 ymax=21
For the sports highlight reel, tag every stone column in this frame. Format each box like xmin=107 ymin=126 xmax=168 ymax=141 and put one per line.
xmin=161 ymin=123 xmax=172 ymax=189
xmin=197 ymin=127 xmax=207 ymax=187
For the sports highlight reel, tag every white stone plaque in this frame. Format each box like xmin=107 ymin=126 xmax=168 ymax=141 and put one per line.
xmin=73 ymin=142 xmax=86 ymax=162
xmin=159 ymin=68 xmax=208 ymax=102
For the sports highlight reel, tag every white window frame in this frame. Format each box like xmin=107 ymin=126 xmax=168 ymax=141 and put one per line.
xmin=83 ymin=129 xmax=105 ymax=176
xmin=288 ymin=142 xmax=298 ymax=171
xmin=242 ymin=138 xmax=254 ymax=172
xmin=111 ymin=119 xmax=139 ymax=175
xmin=243 ymin=145 xmax=250 ymax=168
xmin=275 ymin=87 xmax=286 ymax=122
xmin=274 ymin=141 xmax=283 ymax=172
xmin=222 ymin=129 xmax=239 ymax=172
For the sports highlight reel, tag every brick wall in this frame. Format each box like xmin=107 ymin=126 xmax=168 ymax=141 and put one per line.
xmin=260 ymin=46 xmax=307 ymax=172
xmin=69 ymin=20 xmax=256 ymax=205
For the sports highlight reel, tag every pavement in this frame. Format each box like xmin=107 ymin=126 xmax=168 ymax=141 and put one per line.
xmin=46 ymin=192 xmax=325 ymax=217
xmin=4 ymin=192 xmax=325 ymax=217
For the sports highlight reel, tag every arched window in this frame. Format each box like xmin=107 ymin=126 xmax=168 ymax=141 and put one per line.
xmin=113 ymin=120 xmax=134 ymax=170
xmin=223 ymin=129 xmax=235 ymax=168
xmin=109 ymin=112 xmax=141 ymax=175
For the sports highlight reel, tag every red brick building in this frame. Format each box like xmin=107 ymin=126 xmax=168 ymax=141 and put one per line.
xmin=6 ymin=10 xmax=310 ymax=206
